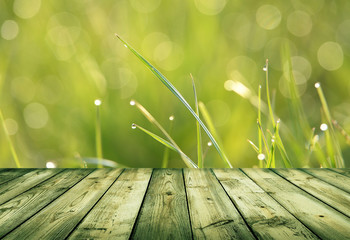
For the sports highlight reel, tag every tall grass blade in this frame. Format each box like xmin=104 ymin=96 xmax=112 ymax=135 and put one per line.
xmin=257 ymin=120 xmax=270 ymax=160
xmin=332 ymin=120 xmax=350 ymax=145
xmin=264 ymin=59 xmax=275 ymax=127
xmin=117 ymin=34 xmax=232 ymax=168
xmin=191 ymin=74 xmax=203 ymax=168
xmin=131 ymin=100 xmax=198 ymax=168
xmin=94 ymin=100 xmax=103 ymax=168
xmin=274 ymin=119 xmax=292 ymax=167
xmin=315 ymin=83 xmax=344 ymax=167
xmin=0 ymin=109 xmax=21 ymax=168
xmin=258 ymin=84 xmax=263 ymax=167
xmin=162 ymin=116 xmax=174 ymax=168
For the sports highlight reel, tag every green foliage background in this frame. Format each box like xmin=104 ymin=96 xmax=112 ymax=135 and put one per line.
xmin=1 ymin=0 xmax=350 ymax=167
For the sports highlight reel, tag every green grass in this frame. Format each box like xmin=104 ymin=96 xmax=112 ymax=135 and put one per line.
xmin=0 ymin=109 xmax=21 ymax=168
xmin=116 ymin=34 xmax=233 ymax=168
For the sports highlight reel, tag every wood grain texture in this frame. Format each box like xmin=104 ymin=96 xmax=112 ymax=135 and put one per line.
xmin=68 ymin=168 xmax=152 ymax=240
xmin=0 ymin=169 xmax=62 ymax=205
xmin=132 ymin=169 xmax=192 ymax=240
xmin=329 ymin=168 xmax=350 ymax=178
xmin=184 ymin=168 xmax=255 ymax=240
xmin=0 ymin=169 xmax=32 ymax=185
xmin=3 ymin=169 xmax=123 ymax=240
xmin=243 ymin=168 xmax=350 ymax=240
xmin=0 ymin=169 xmax=93 ymax=238
xmin=274 ymin=168 xmax=350 ymax=217
xmin=213 ymin=169 xmax=318 ymax=240
xmin=302 ymin=168 xmax=350 ymax=193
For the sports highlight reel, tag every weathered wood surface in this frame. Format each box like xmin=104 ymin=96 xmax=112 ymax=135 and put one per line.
xmin=0 ymin=168 xmax=349 ymax=240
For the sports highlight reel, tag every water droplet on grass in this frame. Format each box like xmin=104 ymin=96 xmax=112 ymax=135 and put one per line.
xmin=315 ymin=82 xmax=320 ymax=88
xmin=258 ymin=153 xmax=265 ymax=161
xmin=207 ymin=141 xmax=212 ymax=146
xmin=131 ymin=123 xmax=136 ymax=129
xmin=320 ymin=123 xmax=328 ymax=131
xmin=263 ymin=65 xmax=267 ymax=71
xmin=130 ymin=100 xmax=135 ymax=106
xmin=94 ymin=99 xmax=102 ymax=106
xmin=46 ymin=161 xmax=56 ymax=168
xmin=169 ymin=115 xmax=174 ymax=121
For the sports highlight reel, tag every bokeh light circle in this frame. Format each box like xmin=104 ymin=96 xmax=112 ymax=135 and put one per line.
xmin=13 ymin=0 xmax=41 ymax=19
xmin=287 ymin=11 xmax=312 ymax=37
xmin=317 ymin=42 xmax=344 ymax=71
xmin=256 ymin=5 xmax=281 ymax=30
xmin=23 ymin=103 xmax=49 ymax=129
xmin=194 ymin=0 xmax=227 ymax=16
xmin=130 ymin=0 xmax=162 ymax=13
xmin=1 ymin=20 xmax=19 ymax=40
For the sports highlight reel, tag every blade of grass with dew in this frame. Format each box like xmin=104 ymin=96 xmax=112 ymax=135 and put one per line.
xmin=247 ymin=139 xmax=259 ymax=154
xmin=266 ymin=139 xmax=276 ymax=168
xmin=257 ymin=120 xmax=270 ymax=160
xmin=133 ymin=124 xmax=177 ymax=152
xmin=131 ymin=100 xmax=198 ymax=168
xmin=191 ymin=74 xmax=203 ymax=168
xmin=274 ymin=119 xmax=292 ymax=167
xmin=117 ymin=34 xmax=232 ymax=168
xmin=162 ymin=116 xmax=174 ymax=168
xmin=133 ymin=123 xmax=197 ymax=168
xmin=258 ymin=84 xmax=263 ymax=167
xmin=94 ymin=99 xmax=103 ymax=168
xmin=0 ymin=109 xmax=20 ymax=167
xmin=264 ymin=59 xmax=276 ymax=127
xmin=315 ymin=83 xmax=344 ymax=167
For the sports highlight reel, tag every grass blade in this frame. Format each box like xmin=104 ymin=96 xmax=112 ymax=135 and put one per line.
xmin=94 ymin=99 xmax=103 ymax=168
xmin=117 ymin=34 xmax=232 ymax=168
xmin=247 ymin=139 xmax=259 ymax=154
xmin=257 ymin=120 xmax=270 ymax=160
xmin=274 ymin=119 xmax=292 ymax=167
xmin=191 ymin=74 xmax=203 ymax=168
xmin=133 ymin=123 xmax=177 ymax=152
xmin=315 ymin=82 xmax=344 ymax=167
xmin=162 ymin=116 xmax=174 ymax=168
xmin=131 ymin=100 xmax=198 ymax=168
xmin=264 ymin=59 xmax=275 ymax=127
xmin=133 ymin=123 xmax=197 ymax=168
xmin=0 ymin=109 xmax=21 ymax=168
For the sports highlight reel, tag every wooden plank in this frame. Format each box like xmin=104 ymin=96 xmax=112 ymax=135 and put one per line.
xmin=0 ymin=169 xmax=62 ymax=205
xmin=0 ymin=169 xmax=33 ymax=185
xmin=242 ymin=168 xmax=350 ymax=240
xmin=68 ymin=168 xmax=152 ymax=240
xmin=184 ymin=168 xmax=255 ymax=239
xmin=302 ymin=168 xmax=350 ymax=193
xmin=0 ymin=169 xmax=93 ymax=238
xmin=132 ymin=169 xmax=192 ymax=239
xmin=329 ymin=168 xmax=350 ymax=178
xmin=213 ymin=169 xmax=318 ymax=240
xmin=274 ymin=169 xmax=350 ymax=217
xmin=3 ymin=169 xmax=123 ymax=240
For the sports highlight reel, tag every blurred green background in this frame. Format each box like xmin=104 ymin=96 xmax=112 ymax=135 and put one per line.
xmin=1 ymin=0 xmax=350 ymax=168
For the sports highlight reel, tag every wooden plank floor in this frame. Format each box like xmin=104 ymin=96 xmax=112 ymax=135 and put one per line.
xmin=0 ymin=169 xmax=349 ymax=240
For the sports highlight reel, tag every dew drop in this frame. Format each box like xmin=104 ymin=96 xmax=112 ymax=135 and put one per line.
xmin=320 ymin=123 xmax=328 ymax=131
xmin=124 ymin=44 xmax=127 ymax=48
xmin=258 ymin=153 xmax=265 ymax=161
xmin=314 ymin=82 xmax=320 ymax=88
xmin=94 ymin=99 xmax=102 ymax=106
xmin=263 ymin=65 xmax=267 ymax=71
xmin=130 ymin=100 xmax=136 ymax=106
xmin=131 ymin=123 xmax=136 ymax=129
xmin=46 ymin=161 xmax=56 ymax=168
xmin=169 ymin=115 xmax=174 ymax=121
xmin=207 ymin=141 xmax=212 ymax=147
